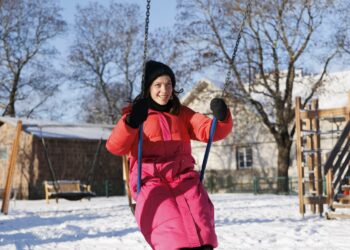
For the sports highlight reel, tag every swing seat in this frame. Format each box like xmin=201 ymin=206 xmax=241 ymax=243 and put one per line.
xmin=44 ymin=180 xmax=95 ymax=203
xmin=48 ymin=191 xmax=96 ymax=201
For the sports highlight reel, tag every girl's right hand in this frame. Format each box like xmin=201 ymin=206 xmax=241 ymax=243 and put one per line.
xmin=125 ymin=98 xmax=149 ymax=128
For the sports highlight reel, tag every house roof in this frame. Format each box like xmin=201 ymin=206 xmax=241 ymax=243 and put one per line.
xmin=0 ymin=116 xmax=114 ymax=140
xmin=181 ymin=79 xmax=223 ymax=106
xmin=251 ymin=70 xmax=350 ymax=109
xmin=312 ymin=70 xmax=350 ymax=109
xmin=184 ymin=70 xmax=350 ymax=110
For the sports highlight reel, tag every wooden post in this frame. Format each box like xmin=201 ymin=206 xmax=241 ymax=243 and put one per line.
xmin=295 ymin=97 xmax=305 ymax=215
xmin=1 ymin=120 xmax=22 ymax=215
xmin=311 ymin=99 xmax=323 ymax=215
xmin=122 ymin=155 xmax=135 ymax=214
xmin=347 ymin=91 xmax=350 ymax=121
xmin=326 ymin=169 xmax=334 ymax=206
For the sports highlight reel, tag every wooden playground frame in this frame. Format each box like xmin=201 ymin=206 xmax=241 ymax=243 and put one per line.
xmin=295 ymin=93 xmax=350 ymax=219
xmin=1 ymin=121 xmax=22 ymax=215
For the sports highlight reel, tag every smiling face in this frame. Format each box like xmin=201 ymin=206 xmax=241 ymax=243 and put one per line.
xmin=149 ymin=75 xmax=173 ymax=105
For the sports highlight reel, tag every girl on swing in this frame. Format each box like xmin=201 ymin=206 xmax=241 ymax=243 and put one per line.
xmin=106 ymin=60 xmax=232 ymax=250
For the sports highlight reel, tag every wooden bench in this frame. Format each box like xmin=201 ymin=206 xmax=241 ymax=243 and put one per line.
xmin=44 ymin=180 xmax=92 ymax=204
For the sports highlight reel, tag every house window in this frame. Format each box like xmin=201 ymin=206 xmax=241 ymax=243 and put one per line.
xmin=236 ymin=146 xmax=253 ymax=169
xmin=0 ymin=147 xmax=7 ymax=160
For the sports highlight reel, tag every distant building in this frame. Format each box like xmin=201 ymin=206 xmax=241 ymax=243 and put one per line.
xmin=182 ymin=71 xmax=350 ymax=192
xmin=0 ymin=117 xmax=123 ymax=199
xmin=182 ymin=80 xmax=277 ymax=192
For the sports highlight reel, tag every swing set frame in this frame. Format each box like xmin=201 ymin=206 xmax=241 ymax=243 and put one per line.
xmin=39 ymin=125 xmax=99 ymax=202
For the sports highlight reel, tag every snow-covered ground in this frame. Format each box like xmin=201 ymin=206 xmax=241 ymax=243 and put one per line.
xmin=1 ymin=193 xmax=349 ymax=250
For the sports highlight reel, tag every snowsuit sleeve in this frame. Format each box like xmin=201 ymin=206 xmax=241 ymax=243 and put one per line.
xmin=181 ymin=105 xmax=233 ymax=142
xmin=106 ymin=114 xmax=139 ymax=156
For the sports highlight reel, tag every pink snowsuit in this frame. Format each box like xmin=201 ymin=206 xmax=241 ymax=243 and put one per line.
xmin=106 ymin=105 xmax=233 ymax=250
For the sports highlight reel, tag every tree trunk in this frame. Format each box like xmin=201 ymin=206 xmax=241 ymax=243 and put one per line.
xmin=3 ymin=75 xmax=19 ymax=117
xmin=3 ymin=95 xmax=16 ymax=117
xmin=276 ymin=141 xmax=292 ymax=193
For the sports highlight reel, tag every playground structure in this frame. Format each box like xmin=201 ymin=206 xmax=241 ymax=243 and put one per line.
xmin=295 ymin=94 xmax=350 ymax=219
xmin=1 ymin=121 xmax=22 ymax=215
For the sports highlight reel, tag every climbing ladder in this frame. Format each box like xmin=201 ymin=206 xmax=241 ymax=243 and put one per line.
xmin=295 ymin=98 xmax=326 ymax=216
xmin=295 ymin=94 xmax=350 ymax=219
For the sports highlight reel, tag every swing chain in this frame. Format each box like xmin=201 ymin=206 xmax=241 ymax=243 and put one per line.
xmin=221 ymin=0 xmax=252 ymax=97
xmin=200 ymin=1 xmax=252 ymax=183
xmin=141 ymin=0 xmax=151 ymax=96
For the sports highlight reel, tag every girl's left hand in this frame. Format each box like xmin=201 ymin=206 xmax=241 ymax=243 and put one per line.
xmin=210 ymin=98 xmax=228 ymax=121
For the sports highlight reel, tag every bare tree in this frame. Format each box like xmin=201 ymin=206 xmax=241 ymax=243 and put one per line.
xmin=68 ymin=2 xmax=145 ymax=124
xmin=176 ymin=0 xmax=349 ymax=192
xmin=147 ymin=27 xmax=192 ymax=95
xmin=337 ymin=20 xmax=350 ymax=55
xmin=0 ymin=0 xmax=66 ymax=117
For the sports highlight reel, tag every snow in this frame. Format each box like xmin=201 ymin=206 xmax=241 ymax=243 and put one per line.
xmin=1 ymin=193 xmax=350 ymax=250
xmin=0 ymin=116 xmax=114 ymax=140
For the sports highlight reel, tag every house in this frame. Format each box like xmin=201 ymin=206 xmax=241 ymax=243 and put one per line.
xmin=0 ymin=117 xmax=123 ymax=199
xmin=181 ymin=80 xmax=277 ymax=192
xmin=182 ymin=71 xmax=350 ymax=192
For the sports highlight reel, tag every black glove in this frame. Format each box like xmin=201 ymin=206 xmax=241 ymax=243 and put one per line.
xmin=210 ymin=98 xmax=228 ymax=121
xmin=125 ymin=98 xmax=149 ymax=128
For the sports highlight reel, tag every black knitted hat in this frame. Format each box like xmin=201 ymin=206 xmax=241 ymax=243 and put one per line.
xmin=143 ymin=60 xmax=176 ymax=94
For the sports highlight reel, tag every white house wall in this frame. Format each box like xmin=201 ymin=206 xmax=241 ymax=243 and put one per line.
xmin=184 ymin=80 xmax=279 ymax=178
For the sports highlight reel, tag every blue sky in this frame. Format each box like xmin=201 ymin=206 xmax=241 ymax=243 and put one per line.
xmin=58 ymin=0 xmax=176 ymax=27
xmin=54 ymin=0 xmax=176 ymax=59
xmin=50 ymin=0 xmax=177 ymax=122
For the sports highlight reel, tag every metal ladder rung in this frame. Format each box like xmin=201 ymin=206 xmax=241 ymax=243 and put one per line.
xmin=301 ymin=129 xmax=341 ymax=136
xmin=301 ymin=130 xmax=319 ymax=135
xmin=302 ymin=178 xmax=323 ymax=183
xmin=301 ymin=149 xmax=322 ymax=154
